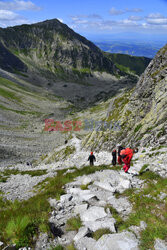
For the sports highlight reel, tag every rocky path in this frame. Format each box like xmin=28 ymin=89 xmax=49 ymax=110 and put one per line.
xmin=0 ymin=136 xmax=166 ymax=202
xmin=0 ymin=137 xmax=167 ymax=249
xmin=47 ymin=169 xmax=144 ymax=249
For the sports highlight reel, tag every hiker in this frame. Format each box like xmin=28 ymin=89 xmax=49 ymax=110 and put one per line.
xmin=112 ymin=149 xmax=117 ymax=166
xmin=88 ymin=152 xmax=96 ymax=166
xmin=120 ymin=147 xmax=138 ymax=173
xmin=117 ymin=145 xmax=124 ymax=165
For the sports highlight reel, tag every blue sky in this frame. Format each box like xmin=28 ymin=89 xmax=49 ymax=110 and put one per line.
xmin=0 ymin=0 xmax=167 ymax=42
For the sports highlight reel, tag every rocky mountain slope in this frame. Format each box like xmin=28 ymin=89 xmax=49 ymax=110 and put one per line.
xmin=0 ymin=19 xmax=142 ymax=107
xmin=0 ymin=19 xmax=119 ymax=78
xmin=83 ymin=43 xmax=167 ymax=149
xmin=0 ymin=68 xmax=74 ymax=167
xmin=0 ymin=42 xmax=27 ymax=73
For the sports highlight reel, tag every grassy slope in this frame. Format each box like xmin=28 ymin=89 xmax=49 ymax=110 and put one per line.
xmin=104 ymin=52 xmax=151 ymax=76
xmin=0 ymin=73 xmax=75 ymax=165
xmin=0 ymin=75 xmax=71 ymax=124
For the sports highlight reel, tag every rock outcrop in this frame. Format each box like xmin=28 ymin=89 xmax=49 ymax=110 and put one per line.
xmin=83 ymin=44 xmax=167 ymax=149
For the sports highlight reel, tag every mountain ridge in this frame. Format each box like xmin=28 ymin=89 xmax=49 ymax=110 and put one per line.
xmin=0 ymin=18 xmax=119 ymax=77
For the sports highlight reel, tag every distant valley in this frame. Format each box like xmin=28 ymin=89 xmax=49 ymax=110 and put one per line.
xmin=94 ymin=40 xmax=166 ymax=58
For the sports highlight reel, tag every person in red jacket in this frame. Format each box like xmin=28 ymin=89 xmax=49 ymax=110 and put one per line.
xmin=120 ymin=148 xmax=138 ymax=173
xmin=88 ymin=152 xmax=96 ymax=166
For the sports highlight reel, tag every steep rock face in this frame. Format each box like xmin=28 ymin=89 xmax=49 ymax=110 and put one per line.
xmin=0 ymin=42 xmax=27 ymax=72
xmin=0 ymin=19 xmax=119 ymax=76
xmin=83 ymin=44 xmax=167 ymax=149
xmin=124 ymin=44 xmax=167 ymax=146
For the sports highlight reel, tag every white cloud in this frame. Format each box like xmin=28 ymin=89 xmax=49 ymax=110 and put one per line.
xmin=109 ymin=7 xmax=124 ymax=15
xmin=0 ymin=9 xmax=32 ymax=27
xmin=120 ymin=19 xmax=137 ymax=25
xmin=0 ymin=10 xmax=19 ymax=20
xmin=88 ymin=14 xmax=102 ymax=19
xmin=71 ymin=17 xmax=140 ymax=32
xmin=125 ymin=8 xmax=143 ymax=13
xmin=0 ymin=1 xmax=40 ymax=27
xmin=147 ymin=18 xmax=167 ymax=25
xmin=146 ymin=13 xmax=164 ymax=19
xmin=0 ymin=15 xmax=30 ymax=27
xmin=109 ymin=7 xmax=143 ymax=15
xmin=0 ymin=0 xmax=41 ymax=11
xmin=70 ymin=14 xmax=102 ymax=20
xmin=128 ymin=15 xmax=143 ymax=21
xmin=74 ymin=19 xmax=88 ymax=24
xmin=145 ymin=13 xmax=167 ymax=25
xmin=71 ymin=16 xmax=79 ymax=21
xmin=70 ymin=11 xmax=167 ymax=34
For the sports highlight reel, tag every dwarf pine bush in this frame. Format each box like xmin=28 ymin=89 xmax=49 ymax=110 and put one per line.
xmin=5 ymin=215 xmax=30 ymax=243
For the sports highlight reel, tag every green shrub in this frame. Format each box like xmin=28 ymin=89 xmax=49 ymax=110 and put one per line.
xmin=80 ymin=182 xmax=93 ymax=190
xmin=104 ymin=205 xmax=123 ymax=228
xmin=5 ymin=215 xmax=31 ymax=244
xmin=66 ymin=243 xmax=76 ymax=250
xmin=134 ymin=124 xmax=142 ymax=133
xmin=66 ymin=216 xmax=82 ymax=231
xmin=139 ymin=164 xmax=149 ymax=175
xmin=53 ymin=245 xmax=64 ymax=250
xmin=93 ymin=228 xmax=111 ymax=240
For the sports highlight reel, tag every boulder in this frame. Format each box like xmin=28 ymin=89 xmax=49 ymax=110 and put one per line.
xmin=154 ymin=238 xmax=167 ymax=250
xmin=35 ymin=233 xmax=50 ymax=250
xmin=107 ymin=196 xmax=132 ymax=215
xmin=158 ymin=192 xmax=167 ymax=200
xmin=140 ymin=221 xmax=147 ymax=230
xmin=69 ymin=188 xmax=96 ymax=202
xmin=83 ymin=217 xmax=116 ymax=233
xmin=75 ymin=237 xmax=96 ymax=250
xmin=81 ymin=206 xmax=107 ymax=222
xmin=82 ymin=176 xmax=92 ymax=185
xmin=74 ymin=204 xmax=88 ymax=215
xmin=118 ymin=177 xmax=131 ymax=190
xmin=94 ymin=181 xmax=116 ymax=192
xmin=74 ymin=227 xmax=90 ymax=242
xmin=158 ymin=136 xmax=166 ymax=144
xmin=94 ymin=232 xmax=139 ymax=250
xmin=60 ymin=194 xmax=73 ymax=203
xmin=129 ymin=221 xmax=147 ymax=238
